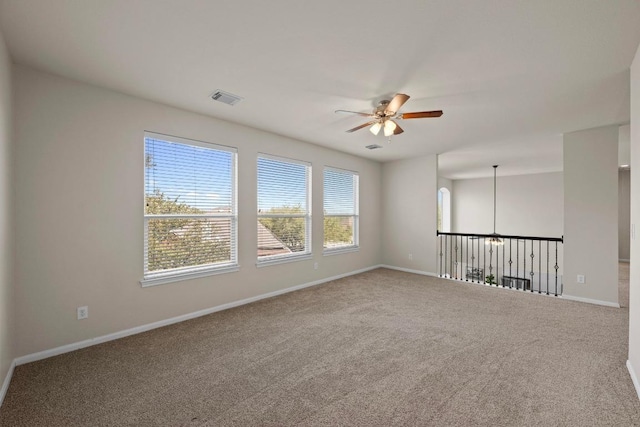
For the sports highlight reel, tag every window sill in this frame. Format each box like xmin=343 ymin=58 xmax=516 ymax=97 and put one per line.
xmin=323 ymin=246 xmax=360 ymax=256
xmin=140 ymin=264 xmax=239 ymax=288
xmin=256 ymin=253 xmax=313 ymax=268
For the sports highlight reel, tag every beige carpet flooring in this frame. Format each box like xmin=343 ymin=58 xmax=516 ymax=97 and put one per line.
xmin=1 ymin=266 xmax=639 ymax=426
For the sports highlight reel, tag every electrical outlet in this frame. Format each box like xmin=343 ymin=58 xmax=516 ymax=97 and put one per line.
xmin=314 ymin=262 xmax=318 ymax=270
xmin=577 ymin=275 xmax=585 ymax=284
xmin=408 ymin=253 xmax=413 ymax=260
xmin=77 ymin=306 xmax=88 ymax=320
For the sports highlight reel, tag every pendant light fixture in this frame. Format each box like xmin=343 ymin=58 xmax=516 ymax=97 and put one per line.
xmin=486 ymin=164 xmax=504 ymax=246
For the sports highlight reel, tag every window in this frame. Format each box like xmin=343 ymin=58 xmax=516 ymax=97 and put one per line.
xmin=438 ymin=187 xmax=451 ymax=232
xmin=142 ymin=132 xmax=237 ymax=286
xmin=257 ymin=154 xmax=311 ymax=264
xmin=323 ymin=167 xmax=359 ymax=252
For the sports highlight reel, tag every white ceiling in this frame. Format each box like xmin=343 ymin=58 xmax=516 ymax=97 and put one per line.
xmin=1 ymin=0 xmax=639 ymax=178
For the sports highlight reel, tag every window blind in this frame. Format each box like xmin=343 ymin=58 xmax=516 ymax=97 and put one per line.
xmin=323 ymin=167 xmax=359 ymax=250
xmin=144 ymin=132 xmax=237 ymax=281
xmin=257 ymin=154 xmax=311 ymax=261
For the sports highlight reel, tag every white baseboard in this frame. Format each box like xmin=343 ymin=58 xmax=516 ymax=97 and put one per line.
xmin=15 ymin=265 xmax=383 ymax=367
xmin=379 ymin=265 xmax=438 ymax=277
xmin=0 ymin=359 xmax=16 ymax=408
xmin=627 ymin=360 xmax=640 ymax=401
xmin=561 ymin=294 xmax=621 ymax=308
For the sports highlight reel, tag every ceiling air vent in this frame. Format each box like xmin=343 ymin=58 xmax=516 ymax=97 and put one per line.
xmin=210 ymin=90 xmax=243 ymax=106
xmin=365 ymin=144 xmax=383 ymax=150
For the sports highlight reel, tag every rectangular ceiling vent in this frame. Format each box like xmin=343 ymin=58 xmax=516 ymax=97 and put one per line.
xmin=365 ymin=144 xmax=383 ymax=150
xmin=210 ymin=90 xmax=243 ymax=106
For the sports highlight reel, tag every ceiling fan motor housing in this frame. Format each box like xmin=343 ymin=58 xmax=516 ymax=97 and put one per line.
xmin=376 ymin=100 xmax=391 ymax=116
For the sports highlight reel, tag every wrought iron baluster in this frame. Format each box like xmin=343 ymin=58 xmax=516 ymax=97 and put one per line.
xmin=529 ymin=240 xmax=535 ymax=292
xmin=478 ymin=237 xmax=481 ymax=283
xmin=502 ymin=239 xmax=505 ymax=287
xmin=518 ymin=240 xmax=527 ymax=291
xmin=483 ymin=238 xmax=486 ymax=285
xmin=460 ymin=236 xmax=463 ymax=281
xmin=546 ymin=241 xmax=550 ymax=295
xmin=538 ymin=240 xmax=542 ymax=294
xmin=458 ymin=236 xmax=462 ymax=280
xmin=454 ymin=236 xmax=459 ymax=279
xmin=554 ymin=242 xmax=559 ymax=296
xmin=472 ymin=237 xmax=477 ymax=283
xmin=509 ymin=239 xmax=513 ymax=286
xmin=496 ymin=240 xmax=499 ymax=286
xmin=457 ymin=236 xmax=461 ymax=280
xmin=461 ymin=236 xmax=464 ymax=280
xmin=516 ymin=240 xmax=520 ymax=286
xmin=439 ymin=235 xmax=443 ymax=277
xmin=466 ymin=236 xmax=469 ymax=282
xmin=444 ymin=235 xmax=448 ymax=278
xmin=450 ymin=235 xmax=454 ymax=279
xmin=489 ymin=244 xmax=495 ymax=285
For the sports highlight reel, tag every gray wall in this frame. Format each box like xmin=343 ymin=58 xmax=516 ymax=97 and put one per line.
xmin=563 ymin=125 xmax=619 ymax=306
xmin=452 ymin=172 xmax=564 ymax=237
xmin=619 ymin=169 xmax=631 ymax=261
xmin=382 ymin=155 xmax=438 ymax=274
xmin=620 ymin=125 xmax=631 ymax=166
xmin=0 ymin=24 xmax=14 ymax=396
xmin=629 ymin=41 xmax=640 ymax=399
xmin=12 ymin=65 xmax=383 ymax=357
xmin=438 ymin=177 xmax=452 ymax=193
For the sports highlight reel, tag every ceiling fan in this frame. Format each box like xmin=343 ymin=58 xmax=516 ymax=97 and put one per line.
xmin=335 ymin=93 xmax=443 ymax=136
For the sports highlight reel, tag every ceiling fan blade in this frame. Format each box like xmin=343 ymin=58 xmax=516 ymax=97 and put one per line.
xmin=399 ymin=110 xmax=444 ymax=119
xmin=346 ymin=120 xmax=378 ymax=133
xmin=384 ymin=93 xmax=410 ymax=115
xmin=393 ymin=122 xmax=404 ymax=135
xmin=335 ymin=109 xmax=375 ymax=117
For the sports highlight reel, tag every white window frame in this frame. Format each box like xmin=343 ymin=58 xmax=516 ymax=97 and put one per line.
xmin=323 ymin=166 xmax=359 ymax=255
xmin=257 ymin=153 xmax=312 ymax=266
xmin=141 ymin=132 xmax=238 ymax=287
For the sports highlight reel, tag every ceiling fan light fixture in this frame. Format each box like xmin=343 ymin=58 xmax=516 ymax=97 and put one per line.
xmin=383 ymin=120 xmax=397 ymax=136
xmin=370 ymin=122 xmax=382 ymax=135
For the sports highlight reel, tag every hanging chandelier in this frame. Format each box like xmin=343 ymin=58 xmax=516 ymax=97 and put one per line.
xmin=486 ymin=165 xmax=504 ymax=246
